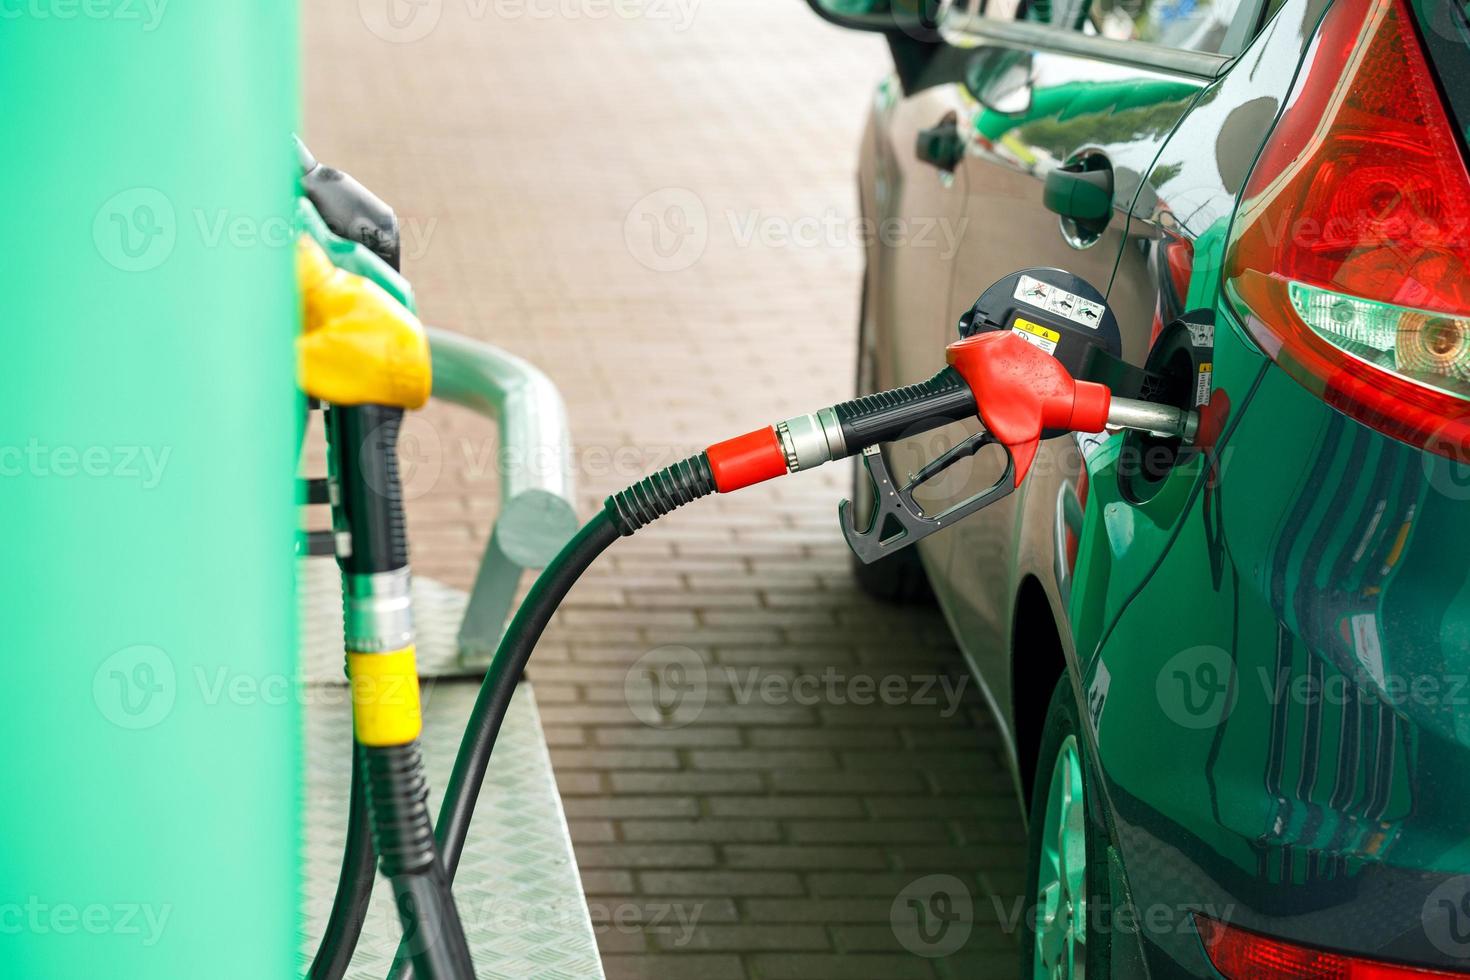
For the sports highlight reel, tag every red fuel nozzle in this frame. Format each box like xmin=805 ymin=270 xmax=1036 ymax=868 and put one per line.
xmin=704 ymin=330 xmax=1116 ymax=495
xmin=945 ymin=332 xmax=1113 ymax=486
xmin=700 ymin=327 xmax=1191 ymax=500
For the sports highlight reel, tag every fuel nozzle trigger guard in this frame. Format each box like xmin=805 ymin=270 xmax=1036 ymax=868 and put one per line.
xmin=838 ymin=328 xmax=1119 ymax=566
xmin=840 ymin=433 xmax=1017 ymax=566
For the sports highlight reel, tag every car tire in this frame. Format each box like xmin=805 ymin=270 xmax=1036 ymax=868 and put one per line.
xmin=1021 ymin=673 xmax=1112 ymax=980
xmin=849 ymin=269 xmax=933 ymax=604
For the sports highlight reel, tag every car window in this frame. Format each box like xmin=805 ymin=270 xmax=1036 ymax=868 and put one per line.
xmin=1086 ymin=0 xmax=1250 ymax=52
xmin=983 ymin=0 xmax=1262 ymax=55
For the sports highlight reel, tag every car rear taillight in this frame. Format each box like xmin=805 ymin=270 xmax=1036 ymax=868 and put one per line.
xmin=1224 ymin=0 xmax=1470 ymax=461
xmin=1197 ymin=916 xmax=1470 ymax=978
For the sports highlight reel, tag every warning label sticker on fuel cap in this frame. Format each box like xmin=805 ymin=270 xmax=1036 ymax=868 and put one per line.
xmin=1012 ymin=317 xmax=1061 ymax=355
xmin=1187 ymin=321 xmax=1215 ymax=349
xmin=1196 ymin=362 xmax=1213 ymax=407
xmin=1014 ymin=274 xmax=1105 ymax=330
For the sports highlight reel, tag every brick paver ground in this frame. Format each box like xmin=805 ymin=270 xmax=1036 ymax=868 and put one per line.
xmin=304 ymin=1 xmax=1027 ymax=975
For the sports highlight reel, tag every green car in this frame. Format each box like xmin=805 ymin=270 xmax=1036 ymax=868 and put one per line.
xmin=807 ymin=0 xmax=1470 ymax=974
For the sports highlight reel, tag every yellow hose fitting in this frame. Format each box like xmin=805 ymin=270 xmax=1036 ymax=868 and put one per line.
xmin=297 ymin=236 xmax=431 ymax=409
xmin=347 ymin=647 xmax=424 ymax=747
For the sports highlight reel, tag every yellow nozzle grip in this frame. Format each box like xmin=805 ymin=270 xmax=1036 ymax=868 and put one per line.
xmin=296 ymin=236 xmax=431 ymax=409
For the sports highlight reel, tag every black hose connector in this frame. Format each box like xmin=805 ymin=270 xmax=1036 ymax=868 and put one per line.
xmin=361 ymin=742 xmax=437 ymax=878
xmin=604 ymin=453 xmax=717 ymax=534
xmin=833 ymin=366 xmax=977 ymax=452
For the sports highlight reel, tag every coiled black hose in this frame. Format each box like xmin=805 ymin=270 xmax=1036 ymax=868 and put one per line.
xmin=383 ymin=454 xmax=716 ymax=978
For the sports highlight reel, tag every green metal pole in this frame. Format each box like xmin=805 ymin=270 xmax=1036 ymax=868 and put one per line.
xmin=0 ymin=5 xmax=299 ymax=978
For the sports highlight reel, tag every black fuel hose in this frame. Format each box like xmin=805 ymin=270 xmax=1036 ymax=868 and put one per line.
xmin=386 ymin=455 xmax=717 ymax=978
xmin=306 ymin=755 xmax=375 ymax=980
xmin=313 ymin=381 xmax=973 ymax=979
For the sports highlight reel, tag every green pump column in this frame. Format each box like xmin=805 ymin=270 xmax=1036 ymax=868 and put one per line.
xmin=0 ymin=6 xmax=299 ymax=979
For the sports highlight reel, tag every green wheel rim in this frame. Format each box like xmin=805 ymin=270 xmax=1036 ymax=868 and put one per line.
xmin=1034 ymin=734 xmax=1087 ymax=979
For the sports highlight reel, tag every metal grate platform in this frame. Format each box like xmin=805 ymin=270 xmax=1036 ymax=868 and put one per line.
xmin=299 ymin=558 xmax=603 ymax=979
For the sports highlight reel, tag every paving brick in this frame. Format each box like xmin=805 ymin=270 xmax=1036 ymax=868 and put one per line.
xmin=807 ymin=873 xmax=969 ymax=898
xmin=575 ymin=844 xmax=718 ymax=869
xmin=865 ymin=797 xmax=1022 ymax=821
xmin=588 ymin=897 xmax=741 ymax=928
xmin=594 ymin=927 xmax=652 ymax=954
xmin=610 ymin=772 xmax=765 ymax=796
xmin=659 ymin=924 xmax=830 ymax=953
xmin=542 ymin=725 xmax=588 ymax=747
xmin=744 ymin=727 xmax=898 ymax=749
xmin=567 ymin=819 xmax=618 ymax=843
xmin=551 ymin=748 xmax=683 ymax=771
xmin=555 ymin=770 xmax=607 ymax=796
xmin=619 ymin=819 xmax=781 ymax=843
xmin=725 ymin=845 xmax=887 ymax=872
xmin=563 ymin=796 xmax=700 ymax=820
xmin=786 ymin=821 xmax=948 ymax=845
xmin=594 ymin=726 xmax=744 ymax=748
xmin=582 ymin=870 xmax=637 ymax=896
xmin=884 ymin=846 xmax=1026 ymax=874
xmin=638 ymin=871 xmax=805 ymax=897
xmin=769 ymin=771 xmax=928 ymax=795
xmin=601 ymin=955 xmax=746 ymax=980
xmin=747 ymin=954 xmax=935 ymax=980
xmin=687 ymin=750 xmax=835 ymax=771
xmin=706 ymin=797 xmax=866 ymax=819
xmin=744 ymin=898 xmax=896 ymax=924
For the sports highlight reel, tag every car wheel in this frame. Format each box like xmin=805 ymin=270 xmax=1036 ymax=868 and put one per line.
xmin=849 ymin=269 xmax=932 ymax=603
xmin=1022 ymin=673 xmax=1111 ymax=980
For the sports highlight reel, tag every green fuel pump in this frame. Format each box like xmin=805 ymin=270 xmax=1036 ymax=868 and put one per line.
xmin=0 ymin=8 xmax=300 ymax=979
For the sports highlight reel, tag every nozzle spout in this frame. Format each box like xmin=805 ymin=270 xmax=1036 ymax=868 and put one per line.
xmin=1107 ymin=397 xmax=1198 ymax=442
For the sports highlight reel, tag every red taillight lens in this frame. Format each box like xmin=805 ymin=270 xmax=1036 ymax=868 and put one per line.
xmin=1197 ymin=915 xmax=1469 ymax=978
xmin=1224 ymin=0 xmax=1470 ymax=460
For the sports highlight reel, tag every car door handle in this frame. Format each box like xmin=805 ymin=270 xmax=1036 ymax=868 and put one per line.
xmin=1043 ymin=161 xmax=1114 ymax=223
xmin=915 ymin=115 xmax=964 ymax=173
